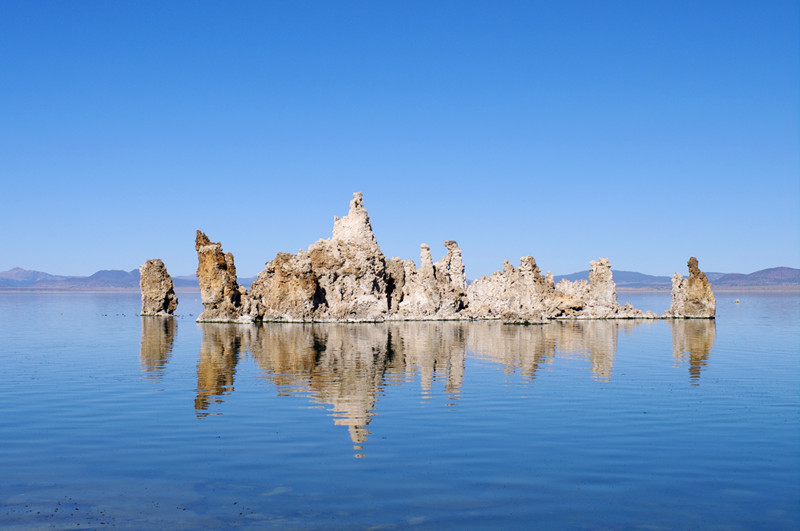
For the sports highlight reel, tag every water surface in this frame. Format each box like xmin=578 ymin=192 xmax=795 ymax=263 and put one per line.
xmin=1 ymin=292 xmax=798 ymax=529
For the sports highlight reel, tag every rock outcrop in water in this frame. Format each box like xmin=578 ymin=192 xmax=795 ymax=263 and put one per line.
xmin=192 ymin=192 xmax=712 ymax=323
xmin=195 ymin=230 xmax=248 ymax=322
xmin=465 ymin=256 xmax=658 ymax=322
xmin=139 ymin=259 xmax=178 ymax=316
xmin=663 ymin=257 xmax=716 ymax=318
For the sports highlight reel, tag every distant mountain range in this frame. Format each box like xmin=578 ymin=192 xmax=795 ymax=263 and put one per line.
xmin=0 ymin=266 xmax=797 ymax=291
xmin=554 ymin=267 xmax=800 ymax=289
xmin=0 ymin=267 xmax=256 ymax=291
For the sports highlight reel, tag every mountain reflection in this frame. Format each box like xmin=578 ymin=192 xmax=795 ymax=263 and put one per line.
xmin=139 ymin=316 xmax=176 ymax=378
xmin=670 ymin=319 xmax=716 ymax=384
xmin=171 ymin=319 xmax=716 ymax=451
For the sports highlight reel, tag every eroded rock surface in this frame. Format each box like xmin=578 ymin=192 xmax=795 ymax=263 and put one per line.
xmin=556 ymin=258 xmax=657 ymax=319
xmin=467 ymin=256 xmax=568 ymax=322
xmin=139 ymin=259 xmax=178 ymax=316
xmin=663 ymin=257 xmax=716 ymax=318
xmin=195 ymin=230 xmax=249 ymax=322
xmin=192 ymin=192 xmax=710 ymax=323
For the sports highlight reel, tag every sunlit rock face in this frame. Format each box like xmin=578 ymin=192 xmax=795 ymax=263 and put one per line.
xmin=195 ymin=230 xmax=250 ymax=323
xmin=139 ymin=258 xmax=178 ymax=316
xmin=467 ymin=256 xmax=657 ymax=321
xmin=392 ymin=241 xmax=468 ymax=319
xmin=191 ymin=193 xmax=710 ymax=322
xmin=466 ymin=256 xmax=567 ymax=322
xmin=555 ymin=258 xmax=658 ymax=319
xmin=663 ymin=257 xmax=716 ymax=319
xmin=245 ymin=251 xmax=321 ymax=322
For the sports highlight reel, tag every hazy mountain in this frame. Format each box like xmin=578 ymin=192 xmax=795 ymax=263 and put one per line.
xmin=712 ymin=267 xmax=800 ymax=287
xmin=555 ymin=267 xmax=799 ymax=289
xmin=554 ymin=270 xmax=673 ymax=288
xmin=1 ymin=266 xmax=798 ymax=291
xmin=0 ymin=268 xmax=254 ymax=290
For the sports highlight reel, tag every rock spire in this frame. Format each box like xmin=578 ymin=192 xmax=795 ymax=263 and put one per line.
xmin=663 ymin=257 xmax=716 ymax=318
xmin=139 ymin=259 xmax=178 ymax=316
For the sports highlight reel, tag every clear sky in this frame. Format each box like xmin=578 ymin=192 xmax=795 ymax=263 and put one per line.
xmin=1 ymin=0 xmax=798 ymax=279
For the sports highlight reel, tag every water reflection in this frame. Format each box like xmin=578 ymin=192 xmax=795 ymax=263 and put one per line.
xmin=139 ymin=317 xmax=176 ymax=378
xmin=195 ymin=324 xmax=241 ymax=415
xmin=670 ymin=319 xmax=716 ymax=384
xmin=197 ymin=323 xmax=468 ymax=447
xmin=139 ymin=319 xmax=717 ymax=451
xmin=467 ymin=321 xmax=642 ymax=381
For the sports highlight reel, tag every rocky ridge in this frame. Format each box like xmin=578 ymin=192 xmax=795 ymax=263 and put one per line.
xmin=185 ymin=192 xmax=714 ymax=322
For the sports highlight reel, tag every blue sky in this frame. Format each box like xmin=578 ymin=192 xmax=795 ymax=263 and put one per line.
xmin=1 ymin=1 xmax=798 ymax=278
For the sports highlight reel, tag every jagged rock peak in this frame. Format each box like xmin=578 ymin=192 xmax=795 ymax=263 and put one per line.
xmin=437 ymin=240 xmax=467 ymax=290
xmin=663 ymin=257 xmax=716 ymax=319
xmin=332 ymin=192 xmax=379 ymax=248
xmin=139 ymin=258 xmax=178 ymax=316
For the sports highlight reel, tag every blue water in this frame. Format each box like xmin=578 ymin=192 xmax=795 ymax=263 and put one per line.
xmin=1 ymin=292 xmax=798 ymax=529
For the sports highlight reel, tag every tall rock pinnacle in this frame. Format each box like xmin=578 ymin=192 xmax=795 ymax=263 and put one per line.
xmin=139 ymin=258 xmax=178 ymax=316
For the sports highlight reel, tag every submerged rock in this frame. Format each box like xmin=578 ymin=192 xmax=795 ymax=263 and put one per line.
xmin=663 ymin=257 xmax=716 ymax=319
xmin=139 ymin=259 xmax=178 ymax=316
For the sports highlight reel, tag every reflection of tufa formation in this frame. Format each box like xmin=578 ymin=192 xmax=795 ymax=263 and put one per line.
xmin=155 ymin=320 xmax=716 ymax=452
xmin=140 ymin=193 xmax=716 ymax=321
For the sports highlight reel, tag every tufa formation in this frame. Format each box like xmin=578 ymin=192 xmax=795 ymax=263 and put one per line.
xmin=139 ymin=259 xmax=178 ymax=316
xmin=663 ymin=257 xmax=717 ymax=318
xmin=183 ymin=192 xmax=715 ymax=323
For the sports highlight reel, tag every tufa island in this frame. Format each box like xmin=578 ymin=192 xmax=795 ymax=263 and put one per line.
xmin=140 ymin=193 xmax=716 ymax=322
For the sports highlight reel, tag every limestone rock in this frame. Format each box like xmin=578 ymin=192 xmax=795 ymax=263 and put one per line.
xmin=195 ymin=230 xmax=250 ymax=322
xmin=190 ymin=192 xmax=683 ymax=323
xmin=139 ymin=259 xmax=178 ymax=316
xmin=393 ymin=241 xmax=468 ymax=319
xmin=663 ymin=257 xmax=716 ymax=318
xmin=245 ymin=251 xmax=321 ymax=321
xmin=555 ymin=258 xmax=658 ymax=319
xmin=467 ymin=256 xmax=571 ymax=322
xmin=306 ymin=193 xmax=390 ymax=320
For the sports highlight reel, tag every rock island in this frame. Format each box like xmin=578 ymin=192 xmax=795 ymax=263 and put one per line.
xmin=141 ymin=193 xmax=716 ymax=322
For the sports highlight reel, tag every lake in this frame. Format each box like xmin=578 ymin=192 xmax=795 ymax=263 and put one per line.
xmin=1 ymin=292 xmax=798 ymax=529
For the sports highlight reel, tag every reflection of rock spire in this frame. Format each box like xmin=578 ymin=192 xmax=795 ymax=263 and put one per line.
xmin=195 ymin=324 xmax=244 ymax=415
xmin=237 ymin=323 xmax=467 ymax=454
xmin=139 ymin=316 xmax=176 ymax=378
xmin=670 ymin=319 xmax=716 ymax=384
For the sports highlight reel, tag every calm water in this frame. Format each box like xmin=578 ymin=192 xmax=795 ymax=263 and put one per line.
xmin=1 ymin=292 xmax=798 ymax=529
